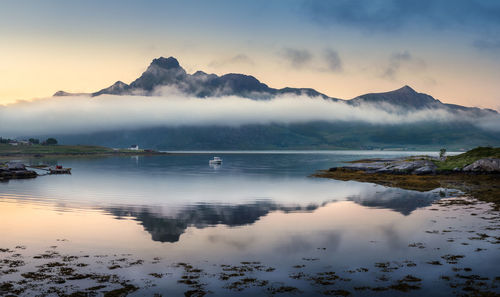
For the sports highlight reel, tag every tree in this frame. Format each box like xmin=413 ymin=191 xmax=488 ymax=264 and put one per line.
xmin=29 ymin=138 xmax=40 ymax=144
xmin=44 ymin=138 xmax=58 ymax=145
xmin=439 ymin=148 xmax=447 ymax=160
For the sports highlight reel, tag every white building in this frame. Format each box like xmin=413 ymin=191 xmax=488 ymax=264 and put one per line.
xmin=129 ymin=145 xmax=139 ymax=151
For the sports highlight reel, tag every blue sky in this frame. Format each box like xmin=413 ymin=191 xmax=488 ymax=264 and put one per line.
xmin=1 ymin=0 xmax=499 ymax=108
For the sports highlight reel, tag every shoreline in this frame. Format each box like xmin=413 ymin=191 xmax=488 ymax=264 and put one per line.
xmin=313 ymin=147 xmax=500 ymax=206
xmin=0 ymin=151 xmax=170 ymax=158
xmin=314 ymin=169 xmax=500 ymax=207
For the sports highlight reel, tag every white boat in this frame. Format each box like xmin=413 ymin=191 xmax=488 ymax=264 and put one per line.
xmin=209 ymin=157 xmax=222 ymax=165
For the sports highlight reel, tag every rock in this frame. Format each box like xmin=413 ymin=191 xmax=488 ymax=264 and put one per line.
xmin=0 ymin=162 xmax=37 ymax=180
xmin=334 ymin=157 xmax=442 ymax=175
xmin=376 ymin=160 xmax=437 ymax=175
xmin=413 ymin=165 xmax=437 ymax=175
xmin=344 ymin=162 xmax=387 ymax=171
xmin=6 ymin=162 xmax=26 ymax=170
xmin=463 ymin=158 xmax=500 ymax=173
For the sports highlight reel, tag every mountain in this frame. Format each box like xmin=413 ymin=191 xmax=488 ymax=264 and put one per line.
xmin=349 ymin=85 xmax=439 ymax=110
xmin=92 ymin=81 xmax=128 ymax=96
xmin=54 ymin=56 xmax=495 ymax=116
xmin=348 ymin=85 xmax=496 ymax=116
xmin=52 ymin=57 xmax=333 ymax=99
xmin=49 ymin=56 xmax=499 ymax=150
xmin=56 ymin=57 xmax=327 ymax=100
xmin=55 ymin=120 xmax=500 ymax=151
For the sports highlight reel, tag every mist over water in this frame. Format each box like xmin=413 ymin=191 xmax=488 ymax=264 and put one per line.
xmin=1 ymin=92 xmax=499 ymax=136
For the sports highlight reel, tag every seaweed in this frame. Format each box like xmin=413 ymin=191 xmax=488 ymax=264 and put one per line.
xmin=103 ymin=284 xmax=139 ymax=297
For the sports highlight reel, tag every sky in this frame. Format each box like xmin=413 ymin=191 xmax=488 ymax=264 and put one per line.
xmin=1 ymin=0 xmax=500 ymax=109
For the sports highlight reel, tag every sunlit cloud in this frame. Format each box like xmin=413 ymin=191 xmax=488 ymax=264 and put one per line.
xmin=322 ymin=48 xmax=343 ymax=72
xmin=208 ymin=54 xmax=255 ymax=68
xmin=381 ymin=51 xmax=426 ymax=81
xmin=281 ymin=48 xmax=313 ymax=69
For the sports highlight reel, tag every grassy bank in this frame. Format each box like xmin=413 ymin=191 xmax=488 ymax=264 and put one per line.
xmin=433 ymin=147 xmax=500 ymax=171
xmin=0 ymin=144 xmax=165 ymax=157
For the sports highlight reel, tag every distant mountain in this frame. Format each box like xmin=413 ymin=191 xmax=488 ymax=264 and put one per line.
xmin=56 ymin=120 xmax=500 ymax=151
xmin=50 ymin=56 xmax=500 ymax=150
xmin=56 ymin=57 xmax=332 ymax=100
xmin=53 ymin=56 xmax=496 ymax=116
xmin=349 ymin=85 xmax=438 ymax=109
xmin=349 ymin=85 xmax=496 ymax=116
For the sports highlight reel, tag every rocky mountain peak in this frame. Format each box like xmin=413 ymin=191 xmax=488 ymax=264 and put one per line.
xmin=53 ymin=57 xmax=495 ymax=116
xmin=149 ymin=57 xmax=181 ymax=70
xmin=395 ymin=85 xmax=417 ymax=94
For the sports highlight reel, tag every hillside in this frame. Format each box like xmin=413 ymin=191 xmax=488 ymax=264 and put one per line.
xmin=434 ymin=147 xmax=500 ymax=170
xmin=54 ymin=121 xmax=500 ymax=151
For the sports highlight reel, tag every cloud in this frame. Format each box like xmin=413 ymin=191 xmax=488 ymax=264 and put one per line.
xmin=281 ymin=47 xmax=344 ymax=72
xmin=303 ymin=0 xmax=500 ymax=33
xmin=1 ymin=90 xmax=498 ymax=137
xmin=382 ymin=51 xmax=426 ymax=81
xmin=382 ymin=51 xmax=412 ymax=80
xmin=473 ymin=39 xmax=500 ymax=51
xmin=208 ymin=54 xmax=255 ymax=68
xmin=281 ymin=48 xmax=313 ymax=68
xmin=475 ymin=115 xmax=500 ymax=131
xmin=323 ymin=48 xmax=343 ymax=72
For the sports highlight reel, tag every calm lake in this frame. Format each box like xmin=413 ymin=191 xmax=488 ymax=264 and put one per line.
xmin=1 ymin=151 xmax=499 ymax=296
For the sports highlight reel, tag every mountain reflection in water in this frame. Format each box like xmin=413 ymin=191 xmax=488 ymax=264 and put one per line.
xmin=104 ymin=201 xmax=321 ymax=242
xmin=103 ymin=187 xmax=446 ymax=243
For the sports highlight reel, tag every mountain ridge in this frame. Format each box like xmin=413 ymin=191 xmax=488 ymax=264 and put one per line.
xmin=54 ymin=56 xmax=496 ymax=115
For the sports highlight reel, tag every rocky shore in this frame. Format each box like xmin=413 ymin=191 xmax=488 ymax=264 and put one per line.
xmin=315 ymin=147 xmax=500 ymax=206
xmin=0 ymin=162 xmax=37 ymax=181
xmin=335 ymin=156 xmax=500 ymax=175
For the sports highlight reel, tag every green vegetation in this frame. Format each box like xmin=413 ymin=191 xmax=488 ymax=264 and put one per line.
xmin=439 ymin=148 xmax=446 ymax=159
xmin=0 ymin=144 xmax=114 ymax=155
xmin=433 ymin=147 xmax=500 ymax=170
xmin=44 ymin=138 xmax=58 ymax=145
xmin=0 ymin=143 xmax=163 ymax=157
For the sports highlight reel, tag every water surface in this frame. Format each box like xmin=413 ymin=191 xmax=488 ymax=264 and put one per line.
xmin=1 ymin=151 xmax=498 ymax=296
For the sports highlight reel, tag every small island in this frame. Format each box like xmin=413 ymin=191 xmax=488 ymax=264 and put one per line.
xmin=314 ymin=147 xmax=500 ymax=205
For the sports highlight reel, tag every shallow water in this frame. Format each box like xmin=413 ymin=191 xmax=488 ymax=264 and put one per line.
xmin=0 ymin=151 xmax=499 ymax=296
